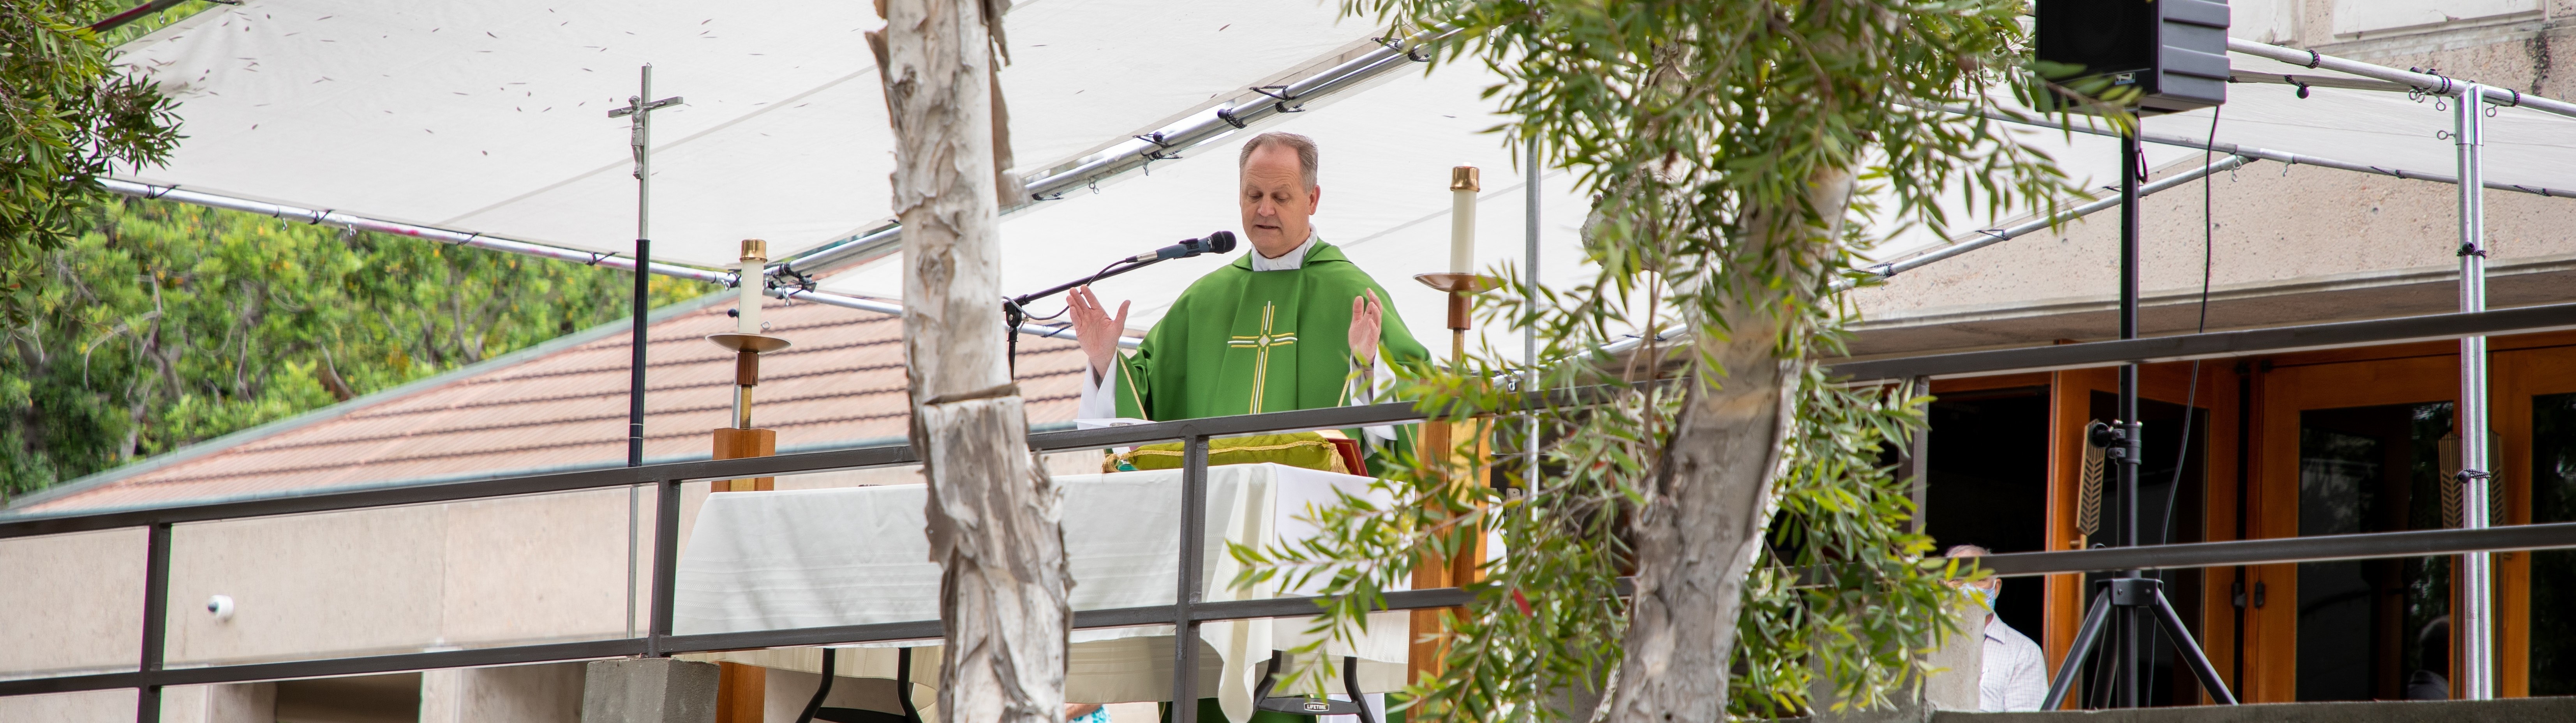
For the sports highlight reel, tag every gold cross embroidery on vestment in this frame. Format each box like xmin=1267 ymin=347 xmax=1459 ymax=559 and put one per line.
xmin=1227 ymin=302 xmax=1298 ymax=413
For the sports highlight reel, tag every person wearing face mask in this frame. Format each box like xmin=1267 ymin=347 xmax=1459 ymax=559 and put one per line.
xmin=1947 ymin=544 xmax=2049 ymax=711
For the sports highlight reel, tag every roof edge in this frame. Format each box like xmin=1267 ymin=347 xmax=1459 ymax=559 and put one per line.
xmin=0 ymin=422 xmax=1079 ymax=525
xmin=6 ymin=292 xmax=733 ymax=512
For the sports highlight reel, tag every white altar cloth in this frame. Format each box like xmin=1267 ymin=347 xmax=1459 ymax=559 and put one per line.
xmin=674 ymin=463 xmax=1409 ymax=722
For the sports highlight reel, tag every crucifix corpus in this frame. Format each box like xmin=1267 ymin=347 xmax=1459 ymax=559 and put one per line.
xmin=868 ymin=2 xmax=1072 ymax=723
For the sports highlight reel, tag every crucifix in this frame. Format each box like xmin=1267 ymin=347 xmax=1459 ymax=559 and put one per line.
xmin=1225 ymin=301 xmax=1299 ymax=414
xmin=608 ymin=64 xmax=680 ymax=641
xmin=609 ymin=64 xmax=684 ymax=468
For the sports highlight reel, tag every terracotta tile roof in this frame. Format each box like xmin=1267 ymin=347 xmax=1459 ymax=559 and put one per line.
xmin=13 ymin=296 xmax=1088 ymax=514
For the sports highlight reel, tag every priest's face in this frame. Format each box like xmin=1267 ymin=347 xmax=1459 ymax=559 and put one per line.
xmin=1239 ymin=144 xmax=1320 ymax=259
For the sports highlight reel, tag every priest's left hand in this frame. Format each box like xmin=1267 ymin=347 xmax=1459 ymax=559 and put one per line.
xmin=1349 ymin=288 xmax=1383 ymax=365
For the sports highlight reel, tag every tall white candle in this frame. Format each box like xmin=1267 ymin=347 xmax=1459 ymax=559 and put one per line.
xmin=737 ymin=239 xmax=767 ymax=334
xmin=1449 ymin=165 xmax=1480 ymax=274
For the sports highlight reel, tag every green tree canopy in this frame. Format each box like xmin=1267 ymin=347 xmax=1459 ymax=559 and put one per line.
xmin=2 ymin=198 xmax=709 ymax=500
xmin=0 ymin=0 xmax=183 ymax=324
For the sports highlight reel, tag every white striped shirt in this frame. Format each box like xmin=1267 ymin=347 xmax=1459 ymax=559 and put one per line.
xmin=1980 ymin=616 xmax=2049 ymax=712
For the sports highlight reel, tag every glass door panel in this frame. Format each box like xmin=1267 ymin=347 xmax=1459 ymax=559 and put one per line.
xmin=2529 ymin=392 xmax=2576 ymax=695
xmin=2293 ymin=402 xmax=2453 ymax=701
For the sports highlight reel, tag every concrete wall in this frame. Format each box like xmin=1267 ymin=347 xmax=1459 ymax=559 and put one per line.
xmin=1 ymin=451 xmax=1099 ymax=721
xmin=0 ymin=527 xmax=146 ymax=677
xmin=0 ymin=684 xmax=273 ymax=723
xmin=421 ymin=663 xmax=585 ymax=723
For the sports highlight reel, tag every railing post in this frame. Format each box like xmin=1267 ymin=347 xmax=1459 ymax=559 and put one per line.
xmin=136 ymin=521 xmax=171 ymax=723
xmin=1170 ymin=434 xmax=1210 ymax=723
xmin=649 ymin=478 xmax=682 ymax=656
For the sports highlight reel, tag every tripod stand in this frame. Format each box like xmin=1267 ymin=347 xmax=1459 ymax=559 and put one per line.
xmin=2041 ymin=576 xmax=2236 ymax=708
xmin=2038 ymin=130 xmax=2240 ymax=710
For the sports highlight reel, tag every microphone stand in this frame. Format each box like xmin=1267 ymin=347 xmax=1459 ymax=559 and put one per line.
xmin=1001 ymin=255 xmax=1176 ymax=376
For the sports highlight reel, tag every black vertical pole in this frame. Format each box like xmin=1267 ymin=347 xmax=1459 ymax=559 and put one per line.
xmin=2117 ymin=127 xmax=2146 ymax=708
xmin=648 ymin=477 xmax=681 ymax=656
xmin=631 ymin=237 xmax=649 ymax=468
xmin=1170 ymin=434 xmax=1211 ymax=723
xmin=135 ymin=522 xmax=171 ymax=723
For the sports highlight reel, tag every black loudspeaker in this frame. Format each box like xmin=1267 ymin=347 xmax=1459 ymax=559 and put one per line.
xmin=2035 ymin=0 xmax=2229 ymax=116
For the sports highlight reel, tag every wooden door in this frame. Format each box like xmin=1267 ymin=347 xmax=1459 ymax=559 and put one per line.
xmin=2242 ymin=333 xmax=2576 ymax=702
xmin=2492 ymin=338 xmax=2576 ymax=698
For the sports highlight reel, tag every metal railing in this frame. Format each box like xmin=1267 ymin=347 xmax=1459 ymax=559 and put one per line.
xmin=9 ymin=309 xmax=2576 ymax=717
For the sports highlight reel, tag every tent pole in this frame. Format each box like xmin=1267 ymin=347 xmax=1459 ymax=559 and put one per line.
xmin=610 ymin=64 xmax=684 ymax=641
xmin=94 ymin=181 xmax=1137 ymax=348
xmin=1523 ymin=138 xmax=1541 ymax=480
xmin=2454 ymin=81 xmax=2496 ymax=702
xmin=2227 ymin=39 xmax=2576 ymax=120
xmin=1928 ymin=105 xmax=2576 ymax=199
xmin=1858 ymin=154 xmax=2251 ymax=285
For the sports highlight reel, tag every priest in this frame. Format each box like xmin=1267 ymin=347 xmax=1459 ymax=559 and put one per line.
xmin=1068 ymin=132 xmax=1429 ymax=432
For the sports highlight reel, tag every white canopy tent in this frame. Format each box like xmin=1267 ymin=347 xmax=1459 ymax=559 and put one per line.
xmin=112 ymin=0 xmax=1377 ymax=269
xmin=109 ymin=0 xmax=2576 ymax=350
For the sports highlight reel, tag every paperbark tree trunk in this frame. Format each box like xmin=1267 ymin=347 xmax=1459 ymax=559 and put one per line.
xmin=1603 ymin=166 xmax=1858 ymax=723
xmin=870 ymin=2 xmax=1069 ymax=723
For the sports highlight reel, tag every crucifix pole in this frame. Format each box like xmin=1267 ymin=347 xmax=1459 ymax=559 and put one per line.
xmin=610 ymin=65 xmax=684 ymax=468
xmin=608 ymin=64 xmax=682 ymax=640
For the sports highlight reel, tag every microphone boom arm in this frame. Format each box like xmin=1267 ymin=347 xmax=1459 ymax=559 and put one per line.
xmin=1010 ymin=256 xmax=1165 ymax=310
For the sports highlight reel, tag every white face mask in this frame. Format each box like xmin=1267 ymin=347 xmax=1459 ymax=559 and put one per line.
xmin=1973 ymin=586 xmax=1999 ymax=610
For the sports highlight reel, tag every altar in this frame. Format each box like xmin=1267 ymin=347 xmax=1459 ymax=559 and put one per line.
xmin=673 ymin=463 xmax=1411 ymax=721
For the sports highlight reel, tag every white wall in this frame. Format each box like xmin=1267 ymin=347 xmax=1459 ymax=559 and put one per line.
xmin=2333 ymin=0 xmax=2540 ymax=37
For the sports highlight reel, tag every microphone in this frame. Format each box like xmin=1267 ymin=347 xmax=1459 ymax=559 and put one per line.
xmin=1127 ymin=231 xmax=1238 ymax=263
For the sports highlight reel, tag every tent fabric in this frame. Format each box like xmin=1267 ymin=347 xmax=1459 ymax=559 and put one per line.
xmin=112 ymin=3 xmax=2576 ymax=347
xmin=113 ymin=0 xmax=1377 ymax=269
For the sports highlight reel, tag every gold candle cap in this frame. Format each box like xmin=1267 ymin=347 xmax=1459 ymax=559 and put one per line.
xmin=739 ymin=239 xmax=769 ymax=263
xmin=1450 ymin=166 xmax=1480 ymax=192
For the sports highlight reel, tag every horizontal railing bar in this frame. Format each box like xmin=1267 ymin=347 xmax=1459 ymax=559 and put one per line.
xmin=1824 ymin=301 xmax=2576 ymax=381
xmin=0 ymin=442 xmax=924 ymax=539
xmin=7 ymin=520 xmax=2571 ymax=696
xmin=0 ymin=671 xmax=141 ymax=698
xmin=1973 ymin=521 xmax=2576 ymax=578
xmin=0 ymin=394 xmax=1524 ymax=538
xmin=0 ymin=638 xmax=646 ymax=697
xmin=0 ymin=587 xmax=1487 ymax=696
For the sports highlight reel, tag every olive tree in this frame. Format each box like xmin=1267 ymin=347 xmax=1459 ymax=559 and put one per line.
xmin=1236 ymin=0 xmax=2074 ymax=719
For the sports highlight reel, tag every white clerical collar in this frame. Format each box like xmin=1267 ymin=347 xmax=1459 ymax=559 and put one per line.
xmin=1248 ymin=230 xmax=1319 ymax=272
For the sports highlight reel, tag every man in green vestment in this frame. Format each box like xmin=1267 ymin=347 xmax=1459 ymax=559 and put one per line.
xmin=1067 ymin=132 xmax=1430 ymax=446
xmin=1067 ymin=128 xmax=1421 ymax=723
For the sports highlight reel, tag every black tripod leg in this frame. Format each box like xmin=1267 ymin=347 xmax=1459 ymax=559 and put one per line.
xmin=897 ymin=648 xmax=922 ymax=723
xmin=797 ymin=647 xmax=837 ymax=723
xmin=2148 ymin=590 xmax=2238 ymax=705
xmin=1343 ymin=656 xmax=1378 ymax=723
xmin=2043 ymin=589 xmax=2116 ymax=711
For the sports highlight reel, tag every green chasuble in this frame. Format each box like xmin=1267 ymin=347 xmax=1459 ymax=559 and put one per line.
xmin=1110 ymin=239 xmax=1430 ymax=423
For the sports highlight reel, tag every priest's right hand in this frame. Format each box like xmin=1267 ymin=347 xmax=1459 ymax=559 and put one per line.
xmin=1066 ymin=286 xmax=1128 ymax=383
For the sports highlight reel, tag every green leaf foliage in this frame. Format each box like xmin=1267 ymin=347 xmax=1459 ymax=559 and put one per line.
xmin=1 ymin=198 xmax=712 ymax=500
xmin=1231 ymin=0 xmax=2074 ymax=719
xmin=0 ymin=0 xmax=184 ymax=325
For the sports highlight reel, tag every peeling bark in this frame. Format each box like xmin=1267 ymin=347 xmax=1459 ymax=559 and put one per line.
xmin=1603 ymin=167 xmax=1858 ymax=723
xmin=871 ymin=0 xmax=1069 ymax=722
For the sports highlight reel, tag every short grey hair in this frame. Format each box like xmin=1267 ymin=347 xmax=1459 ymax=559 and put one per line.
xmin=1238 ymin=132 xmax=1319 ymax=189
xmin=1945 ymin=544 xmax=1992 ymax=557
